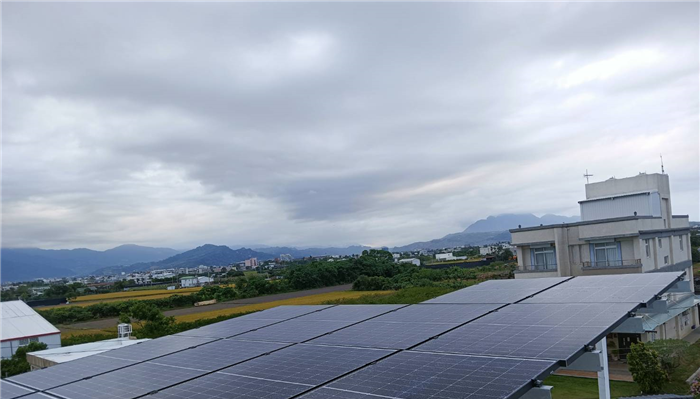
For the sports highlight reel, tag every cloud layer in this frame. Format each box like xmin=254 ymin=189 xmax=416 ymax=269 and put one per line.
xmin=3 ymin=2 xmax=699 ymax=249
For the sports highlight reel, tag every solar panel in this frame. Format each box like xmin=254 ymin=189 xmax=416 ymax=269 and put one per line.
xmin=423 ymin=277 xmax=570 ymax=304
xmin=373 ymin=304 xmax=500 ymax=324
xmin=100 ymin=335 xmax=217 ymax=361
xmin=523 ymin=272 xmax=684 ymax=305
xmin=149 ymin=372 xmax=311 ymax=399
xmin=175 ymin=318 xmax=287 ymax=339
xmin=6 ymin=353 xmax=136 ymax=390
xmin=220 ymin=344 xmax=394 ymax=386
xmin=298 ymin=388 xmax=379 ymax=399
xmin=240 ymin=305 xmax=333 ymax=320
xmin=298 ymin=305 xmax=404 ymax=322
xmin=234 ymin=320 xmax=355 ymax=343
xmin=151 ymin=339 xmax=288 ymax=371
xmin=1 ymin=379 xmax=36 ymax=399
xmin=10 ymin=394 xmax=55 ymax=399
xmin=47 ymin=362 xmax=205 ymax=399
xmin=310 ymin=321 xmax=457 ymax=350
xmin=416 ymin=303 xmax=636 ymax=363
xmin=325 ymin=351 xmax=557 ymax=399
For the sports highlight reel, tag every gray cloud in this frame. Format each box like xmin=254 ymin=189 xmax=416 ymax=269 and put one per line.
xmin=2 ymin=2 xmax=698 ymax=249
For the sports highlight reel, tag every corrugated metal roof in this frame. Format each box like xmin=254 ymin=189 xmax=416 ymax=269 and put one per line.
xmin=29 ymin=338 xmax=150 ymax=363
xmin=1 ymin=301 xmax=60 ymax=341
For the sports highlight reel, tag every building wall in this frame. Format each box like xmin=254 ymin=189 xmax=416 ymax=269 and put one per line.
xmin=580 ymin=192 xmax=661 ymax=222
xmin=1 ymin=334 xmax=61 ymax=359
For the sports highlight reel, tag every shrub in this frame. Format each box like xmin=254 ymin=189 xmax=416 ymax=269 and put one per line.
xmin=628 ymin=342 xmax=668 ymax=394
xmin=646 ymin=339 xmax=690 ymax=376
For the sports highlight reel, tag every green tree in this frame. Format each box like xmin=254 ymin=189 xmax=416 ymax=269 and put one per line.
xmin=0 ymin=341 xmax=48 ymax=378
xmin=647 ymin=339 xmax=690 ymax=376
xmin=692 ymin=247 xmax=700 ymax=263
xmin=126 ymin=302 xmax=175 ymax=338
xmin=690 ymin=231 xmax=700 ymax=248
xmin=628 ymin=342 xmax=668 ymax=394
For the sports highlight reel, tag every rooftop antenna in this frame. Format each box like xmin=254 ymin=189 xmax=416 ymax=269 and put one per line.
xmin=660 ymin=154 xmax=665 ymax=174
xmin=583 ymin=169 xmax=593 ymax=184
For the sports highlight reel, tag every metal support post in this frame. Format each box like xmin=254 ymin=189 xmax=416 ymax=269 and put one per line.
xmin=596 ymin=337 xmax=611 ymax=399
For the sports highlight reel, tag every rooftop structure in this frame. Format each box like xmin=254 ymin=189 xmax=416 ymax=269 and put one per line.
xmin=1 ymin=301 xmax=61 ymax=359
xmin=26 ymin=337 xmax=150 ymax=369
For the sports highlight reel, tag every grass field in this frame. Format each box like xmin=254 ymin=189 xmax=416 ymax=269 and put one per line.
xmin=544 ymin=375 xmax=640 ymax=399
xmin=173 ymin=290 xmax=393 ymax=323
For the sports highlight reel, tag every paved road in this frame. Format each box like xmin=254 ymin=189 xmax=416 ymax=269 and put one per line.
xmin=61 ymin=284 xmax=353 ymax=331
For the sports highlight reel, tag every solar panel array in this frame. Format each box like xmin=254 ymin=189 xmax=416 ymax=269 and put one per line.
xmin=6 ymin=271 xmax=683 ymax=399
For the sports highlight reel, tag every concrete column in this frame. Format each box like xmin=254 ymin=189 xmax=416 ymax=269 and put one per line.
xmin=596 ymin=338 xmax=611 ymax=399
xmin=554 ymin=228 xmax=570 ymax=277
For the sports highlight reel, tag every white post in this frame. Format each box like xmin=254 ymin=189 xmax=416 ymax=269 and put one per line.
xmin=596 ymin=337 xmax=611 ymax=399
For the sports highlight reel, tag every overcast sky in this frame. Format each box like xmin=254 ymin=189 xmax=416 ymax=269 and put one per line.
xmin=2 ymin=2 xmax=699 ymax=250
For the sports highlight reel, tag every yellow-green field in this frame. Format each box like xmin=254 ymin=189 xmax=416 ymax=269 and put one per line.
xmin=174 ymin=290 xmax=394 ymax=323
xmin=74 ymin=287 xmax=202 ymax=302
xmin=37 ymin=287 xmax=204 ymax=310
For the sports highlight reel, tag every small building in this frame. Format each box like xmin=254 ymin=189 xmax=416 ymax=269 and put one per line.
xmin=435 ymin=253 xmax=455 ymax=261
xmin=244 ymin=258 xmax=258 ymax=268
xmin=180 ymin=276 xmax=198 ymax=288
xmin=479 ymin=246 xmax=497 ymax=256
xmin=26 ymin=337 xmax=149 ymax=370
xmin=1 ymin=301 xmax=61 ymax=359
xmin=197 ymin=276 xmax=213 ymax=285
xmin=398 ymin=258 xmax=421 ymax=266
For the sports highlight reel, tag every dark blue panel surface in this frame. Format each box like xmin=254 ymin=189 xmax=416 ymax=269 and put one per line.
xmin=221 ymin=343 xmax=394 ymax=385
xmin=152 ymin=339 xmax=288 ymax=371
xmin=524 ymin=272 xmax=683 ymax=304
xmin=424 ymin=277 xmax=570 ymax=304
xmin=7 ymin=353 xmax=136 ymax=390
xmin=48 ymin=362 xmax=205 ymax=399
xmin=327 ymin=351 xmax=556 ymax=399
xmin=416 ymin=303 xmax=635 ymax=362
xmin=149 ymin=372 xmax=310 ymax=399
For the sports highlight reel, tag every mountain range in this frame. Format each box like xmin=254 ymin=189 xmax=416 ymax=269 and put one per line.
xmin=1 ymin=245 xmax=181 ymax=282
xmin=2 ymin=213 xmax=582 ymax=281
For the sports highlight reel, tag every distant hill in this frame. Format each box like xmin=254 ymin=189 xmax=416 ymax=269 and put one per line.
xmin=93 ymin=244 xmax=275 ymax=275
xmin=465 ymin=213 xmax=579 ymax=233
xmin=391 ymin=213 xmax=578 ymax=252
xmin=391 ymin=231 xmax=512 ymax=252
xmin=1 ymin=245 xmax=181 ymax=282
xmin=252 ymin=245 xmax=372 ymax=258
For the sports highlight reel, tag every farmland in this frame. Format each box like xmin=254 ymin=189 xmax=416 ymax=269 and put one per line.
xmin=173 ymin=290 xmax=393 ymax=323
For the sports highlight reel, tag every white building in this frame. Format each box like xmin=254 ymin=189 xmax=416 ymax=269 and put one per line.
xmin=197 ymin=276 xmax=213 ymax=285
xmin=1 ymin=301 xmax=61 ymax=359
xmin=479 ymin=246 xmax=497 ymax=256
xmin=180 ymin=276 xmax=198 ymax=288
xmin=435 ymin=253 xmax=455 ymax=261
xmin=398 ymin=258 xmax=421 ymax=266
xmin=510 ymin=173 xmax=697 ymax=344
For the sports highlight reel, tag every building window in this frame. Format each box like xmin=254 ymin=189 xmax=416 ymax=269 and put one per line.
xmin=664 ymin=255 xmax=669 ymax=265
xmin=19 ymin=338 xmax=29 ymax=346
xmin=679 ymin=236 xmax=684 ymax=251
xmin=593 ymin=242 xmax=620 ymax=267
xmin=29 ymin=337 xmax=38 ymax=343
xmin=658 ymin=237 xmax=663 ymax=248
xmin=531 ymin=247 xmax=556 ymax=270
xmin=645 ymin=239 xmax=651 ymax=258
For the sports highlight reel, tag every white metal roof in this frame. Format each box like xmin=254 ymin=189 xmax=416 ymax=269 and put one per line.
xmin=1 ymin=301 xmax=60 ymax=342
xmin=29 ymin=337 xmax=150 ymax=363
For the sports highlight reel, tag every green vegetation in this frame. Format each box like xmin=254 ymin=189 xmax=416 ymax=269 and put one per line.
xmin=543 ymin=375 xmax=640 ymax=399
xmin=1 ymin=281 xmax=85 ymax=302
xmin=628 ymin=342 xmax=668 ymax=394
xmin=325 ymin=286 xmax=457 ymax=305
xmin=1 ymin=341 xmax=48 ymax=378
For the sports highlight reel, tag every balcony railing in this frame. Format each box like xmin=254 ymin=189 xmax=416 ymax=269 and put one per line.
xmin=582 ymin=259 xmax=642 ymax=269
xmin=518 ymin=263 xmax=557 ymax=273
